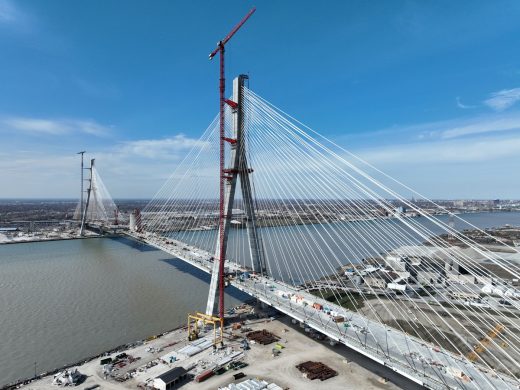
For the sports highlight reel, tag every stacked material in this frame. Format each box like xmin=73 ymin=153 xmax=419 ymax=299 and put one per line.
xmin=246 ymin=330 xmax=280 ymax=345
xmin=177 ymin=337 xmax=213 ymax=358
xmin=215 ymin=350 xmax=244 ymax=368
xmin=159 ymin=351 xmax=177 ymax=364
xmin=220 ymin=378 xmax=283 ymax=390
xmin=296 ymin=361 xmax=338 ymax=381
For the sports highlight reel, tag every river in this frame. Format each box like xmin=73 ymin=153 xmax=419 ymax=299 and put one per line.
xmin=0 ymin=211 xmax=519 ymax=385
xmin=0 ymin=237 xmax=246 ymax=386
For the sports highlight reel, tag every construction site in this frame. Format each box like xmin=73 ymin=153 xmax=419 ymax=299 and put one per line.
xmin=3 ymin=3 xmax=520 ymax=390
xmin=20 ymin=303 xmax=402 ymax=390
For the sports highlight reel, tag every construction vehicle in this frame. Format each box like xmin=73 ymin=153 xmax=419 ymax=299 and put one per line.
xmin=240 ymin=338 xmax=250 ymax=350
xmin=189 ymin=327 xmax=200 ymax=341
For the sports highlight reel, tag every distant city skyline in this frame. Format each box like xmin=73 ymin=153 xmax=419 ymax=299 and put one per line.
xmin=1 ymin=1 xmax=520 ymax=199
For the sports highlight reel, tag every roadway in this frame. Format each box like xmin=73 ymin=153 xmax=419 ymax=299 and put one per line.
xmin=126 ymin=231 xmax=518 ymax=390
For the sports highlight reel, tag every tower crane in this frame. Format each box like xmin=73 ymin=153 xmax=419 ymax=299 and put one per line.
xmin=209 ymin=7 xmax=256 ymax=323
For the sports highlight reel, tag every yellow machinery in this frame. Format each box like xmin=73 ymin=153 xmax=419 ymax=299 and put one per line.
xmin=187 ymin=312 xmax=224 ymax=346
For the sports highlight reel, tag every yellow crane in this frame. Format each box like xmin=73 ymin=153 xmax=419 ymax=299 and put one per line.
xmin=187 ymin=312 xmax=224 ymax=346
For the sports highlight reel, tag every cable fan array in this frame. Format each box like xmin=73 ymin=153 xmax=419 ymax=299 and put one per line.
xmin=142 ymin=86 xmax=520 ymax=387
xmin=74 ymin=164 xmax=118 ymax=222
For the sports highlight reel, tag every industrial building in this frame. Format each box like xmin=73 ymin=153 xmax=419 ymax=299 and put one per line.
xmin=153 ymin=367 xmax=188 ymax=390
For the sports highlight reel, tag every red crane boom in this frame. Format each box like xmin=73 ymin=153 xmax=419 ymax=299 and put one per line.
xmin=209 ymin=7 xmax=256 ymax=60
xmin=209 ymin=7 xmax=256 ymax=324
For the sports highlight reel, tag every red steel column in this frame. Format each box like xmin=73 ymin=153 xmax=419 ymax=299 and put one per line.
xmin=218 ymin=42 xmax=226 ymax=321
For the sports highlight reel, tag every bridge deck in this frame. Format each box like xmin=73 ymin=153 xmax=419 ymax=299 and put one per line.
xmin=126 ymin=231 xmax=516 ymax=390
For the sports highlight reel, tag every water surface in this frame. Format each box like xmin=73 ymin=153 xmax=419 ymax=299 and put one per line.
xmin=0 ymin=237 xmax=245 ymax=385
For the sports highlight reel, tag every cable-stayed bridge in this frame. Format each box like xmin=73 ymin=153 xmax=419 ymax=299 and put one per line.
xmin=73 ymin=159 xmax=118 ymax=224
xmin=118 ymin=75 xmax=520 ymax=390
xmin=70 ymin=9 xmax=519 ymax=389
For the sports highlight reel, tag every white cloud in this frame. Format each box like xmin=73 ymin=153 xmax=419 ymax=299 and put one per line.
xmin=440 ymin=114 xmax=520 ymax=139
xmin=117 ymin=135 xmax=210 ymax=159
xmin=1 ymin=117 xmax=112 ymax=137
xmin=0 ymin=0 xmax=18 ymax=23
xmin=484 ymin=88 xmax=520 ymax=111
xmin=359 ymin=134 xmax=520 ymax=165
xmin=456 ymin=96 xmax=476 ymax=109
xmin=364 ymin=112 xmax=520 ymax=141
xmin=0 ymin=133 xmax=210 ymax=198
xmin=0 ymin=110 xmax=211 ymax=197
xmin=0 ymin=0 xmax=33 ymax=32
xmin=370 ymin=112 xmax=520 ymax=141
xmin=2 ymin=102 xmax=520 ymax=198
xmin=345 ymin=111 xmax=520 ymax=165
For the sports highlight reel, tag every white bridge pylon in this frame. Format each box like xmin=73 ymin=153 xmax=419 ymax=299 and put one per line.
xmin=206 ymin=75 xmax=266 ymax=315
xmin=140 ymin=75 xmax=520 ymax=389
xmin=76 ymin=159 xmax=117 ymax=234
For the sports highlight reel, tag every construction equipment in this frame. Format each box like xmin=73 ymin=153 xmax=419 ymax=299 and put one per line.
xmin=207 ymin=7 xmax=257 ymax=323
xmin=188 ymin=328 xmax=199 ymax=341
xmin=187 ymin=312 xmax=224 ymax=346
xmin=240 ymin=339 xmax=250 ymax=350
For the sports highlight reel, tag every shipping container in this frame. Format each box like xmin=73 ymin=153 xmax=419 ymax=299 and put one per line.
xmin=195 ymin=369 xmax=215 ymax=383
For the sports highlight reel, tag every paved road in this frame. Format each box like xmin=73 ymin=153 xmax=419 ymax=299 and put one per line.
xmin=127 ymin=232 xmax=518 ymax=390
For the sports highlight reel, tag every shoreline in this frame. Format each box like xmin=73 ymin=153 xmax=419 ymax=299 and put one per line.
xmin=0 ymin=323 xmax=188 ymax=390
xmin=0 ymin=234 xmax=114 ymax=246
xmin=1 ymin=210 xmax=518 ymax=246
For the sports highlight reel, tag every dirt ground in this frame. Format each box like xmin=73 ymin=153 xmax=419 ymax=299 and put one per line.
xmin=187 ymin=317 xmax=400 ymax=390
xmin=26 ymin=313 xmax=401 ymax=390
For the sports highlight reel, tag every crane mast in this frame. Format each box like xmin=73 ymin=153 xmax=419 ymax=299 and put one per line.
xmin=209 ymin=7 xmax=256 ymax=323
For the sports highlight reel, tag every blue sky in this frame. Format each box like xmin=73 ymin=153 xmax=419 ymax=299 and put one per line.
xmin=1 ymin=0 xmax=520 ymax=199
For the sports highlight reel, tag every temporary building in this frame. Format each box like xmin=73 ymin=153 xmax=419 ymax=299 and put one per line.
xmin=153 ymin=367 xmax=188 ymax=390
xmin=220 ymin=378 xmax=271 ymax=390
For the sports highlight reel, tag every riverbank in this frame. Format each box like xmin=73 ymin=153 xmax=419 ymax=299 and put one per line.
xmin=0 ymin=323 xmax=188 ymax=390
xmin=0 ymin=234 xmax=104 ymax=245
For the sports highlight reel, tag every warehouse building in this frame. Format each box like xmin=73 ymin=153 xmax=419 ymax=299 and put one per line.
xmin=153 ymin=367 xmax=188 ymax=390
